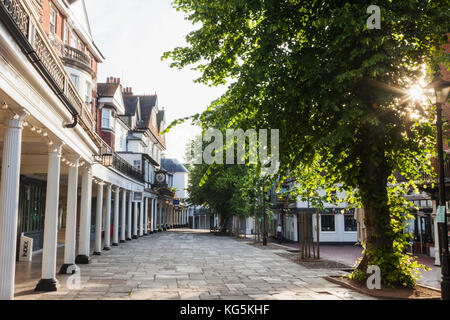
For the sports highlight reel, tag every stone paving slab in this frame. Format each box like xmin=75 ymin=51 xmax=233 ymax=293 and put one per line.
xmin=14 ymin=229 xmax=374 ymax=300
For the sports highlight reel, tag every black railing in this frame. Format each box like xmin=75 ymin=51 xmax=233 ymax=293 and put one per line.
xmin=102 ymin=152 xmax=144 ymax=182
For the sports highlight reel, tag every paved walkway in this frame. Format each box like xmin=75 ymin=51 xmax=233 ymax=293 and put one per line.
xmin=14 ymin=229 xmax=374 ymax=300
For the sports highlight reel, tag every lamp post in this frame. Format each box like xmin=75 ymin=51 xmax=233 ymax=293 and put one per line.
xmin=262 ymin=181 xmax=268 ymax=246
xmin=428 ymin=75 xmax=450 ymax=300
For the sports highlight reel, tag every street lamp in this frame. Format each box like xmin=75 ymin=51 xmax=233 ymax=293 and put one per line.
xmin=427 ymin=74 xmax=450 ymax=300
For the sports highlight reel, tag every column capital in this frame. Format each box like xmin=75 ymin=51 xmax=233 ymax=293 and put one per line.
xmin=48 ymin=143 xmax=63 ymax=155
xmin=4 ymin=109 xmax=29 ymax=129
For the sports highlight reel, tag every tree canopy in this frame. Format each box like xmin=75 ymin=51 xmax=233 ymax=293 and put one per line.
xmin=164 ymin=0 xmax=450 ymax=287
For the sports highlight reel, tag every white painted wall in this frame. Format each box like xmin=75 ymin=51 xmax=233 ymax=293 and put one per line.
xmin=114 ymin=120 xmax=128 ymax=152
xmin=284 ymin=214 xmax=298 ymax=242
xmin=173 ymin=172 xmax=188 ymax=199
xmin=312 ymin=214 xmax=357 ymax=243
xmin=65 ymin=65 xmax=94 ymax=103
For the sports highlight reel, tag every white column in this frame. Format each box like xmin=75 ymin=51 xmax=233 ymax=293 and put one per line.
xmin=432 ymin=201 xmax=441 ymax=265
xmin=36 ymin=144 xmax=62 ymax=292
xmin=139 ymin=200 xmax=144 ymax=237
xmin=153 ymin=199 xmax=158 ymax=231
xmin=144 ymin=197 xmax=149 ymax=235
xmin=76 ymin=166 xmax=92 ymax=264
xmin=159 ymin=201 xmax=162 ymax=230
xmin=149 ymin=198 xmax=154 ymax=233
xmin=132 ymin=192 xmax=138 ymax=239
xmin=60 ymin=157 xmax=79 ymax=274
xmin=120 ymin=189 xmax=126 ymax=243
xmin=94 ymin=182 xmax=104 ymax=255
xmin=127 ymin=191 xmax=133 ymax=240
xmin=113 ymin=187 xmax=120 ymax=246
xmin=0 ymin=112 xmax=27 ymax=300
xmin=104 ymin=184 xmax=112 ymax=250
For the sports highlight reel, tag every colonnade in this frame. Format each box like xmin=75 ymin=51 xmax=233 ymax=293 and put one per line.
xmin=0 ymin=112 xmax=192 ymax=299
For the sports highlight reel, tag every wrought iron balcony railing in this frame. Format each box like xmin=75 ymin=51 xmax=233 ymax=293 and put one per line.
xmin=102 ymin=152 xmax=144 ymax=182
xmin=0 ymin=0 xmax=99 ymax=147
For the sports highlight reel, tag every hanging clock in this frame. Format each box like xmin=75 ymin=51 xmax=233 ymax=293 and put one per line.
xmin=155 ymin=172 xmax=166 ymax=185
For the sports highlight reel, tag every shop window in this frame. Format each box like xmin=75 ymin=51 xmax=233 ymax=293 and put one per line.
xmin=321 ymin=215 xmax=335 ymax=232
xmin=344 ymin=214 xmax=357 ymax=232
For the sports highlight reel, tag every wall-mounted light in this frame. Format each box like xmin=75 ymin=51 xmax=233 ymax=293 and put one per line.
xmin=102 ymin=154 xmax=113 ymax=167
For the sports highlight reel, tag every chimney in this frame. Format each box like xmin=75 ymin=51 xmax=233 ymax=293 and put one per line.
xmin=123 ymin=87 xmax=133 ymax=95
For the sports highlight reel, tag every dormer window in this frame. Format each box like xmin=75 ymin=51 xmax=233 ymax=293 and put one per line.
xmin=152 ymin=110 xmax=157 ymax=129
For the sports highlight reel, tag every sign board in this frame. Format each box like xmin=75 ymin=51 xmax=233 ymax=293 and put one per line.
xmin=173 ymin=200 xmax=180 ymax=205
xmin=19 ymin=233 xmax=33 ymax=262
xmin=436 ymin=206 xmax=446 ymax=223
xmin=134 ymin=192 xmax=143 ymax=201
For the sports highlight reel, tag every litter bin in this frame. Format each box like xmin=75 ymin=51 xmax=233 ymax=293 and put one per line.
xmin=19 ymin=233 xmax=33 ymax=262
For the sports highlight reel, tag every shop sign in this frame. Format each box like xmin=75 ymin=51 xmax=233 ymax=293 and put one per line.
xmin=19 ymin=233 xmax=33 ymax=262
xmin=436 ymin=206 xmax=446 ymax=223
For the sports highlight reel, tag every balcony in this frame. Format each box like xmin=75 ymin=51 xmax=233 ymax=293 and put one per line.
xmin=62 ymin=45 xmax=94 ymax=76
xmin=101 ymin=144 xmax=144 ymax=182
xmin=0 ymin=0 xmax=99 ymax=147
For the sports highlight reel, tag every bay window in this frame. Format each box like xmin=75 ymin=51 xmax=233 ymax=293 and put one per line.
xmin=101 ymin=108 xmax=115 ymax=131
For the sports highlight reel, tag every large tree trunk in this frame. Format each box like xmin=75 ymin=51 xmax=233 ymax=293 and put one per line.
xmin=356 ymin=129 xmax=394 ymax=274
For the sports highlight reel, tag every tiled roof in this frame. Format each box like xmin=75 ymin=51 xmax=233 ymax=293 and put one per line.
xmin=161 ymin=158 xmax=188 ymax=173
xmin=137 ymin=95 xmax=158 ymax=130
xmin=97 ymin=83 xmax=120 ymax=97
xmin=124 ymin=96 xmax=139 ymax=116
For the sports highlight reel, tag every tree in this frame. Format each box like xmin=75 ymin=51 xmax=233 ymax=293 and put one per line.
xmin=164 ymin=1 xmax=450 ymax=287
xmin=187 ymin=162 xmax=251 ymax=233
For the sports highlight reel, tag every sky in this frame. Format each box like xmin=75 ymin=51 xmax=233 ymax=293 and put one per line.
xmin=84 ymin=0 xmax=226 ymax=163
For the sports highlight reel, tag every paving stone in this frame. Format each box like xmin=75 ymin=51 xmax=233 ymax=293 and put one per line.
xmin=14 ymin=229 xmax=374 ymax=300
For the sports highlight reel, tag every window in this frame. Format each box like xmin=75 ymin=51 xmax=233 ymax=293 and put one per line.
xmin=50 ymin=8 xmax=57 ymax=36
xmin=152 ymin=111 xmax=157 ymax=129
xmin=64 ymin=23 xmax=69 ymax=45
xmin=69 ymin=74 xmax=79 ymax=90
xmin=344 ymin=214 xmax=357 ymax=232
xmin=102 ymin=108 xmax=112 ymax=130
xmin=71 ymin=32 xmax=78 ymax=49
xmin=85 ymin=82 xmax=92 ymax=104
xmin=321 ymin=215 xmax=335 ymax=232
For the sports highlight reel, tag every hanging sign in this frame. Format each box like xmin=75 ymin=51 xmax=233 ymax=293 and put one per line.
xmin=134 ymin=192 xmax=143 ymax=201
xmin=436 ymin=206 xmax=446 ymax=223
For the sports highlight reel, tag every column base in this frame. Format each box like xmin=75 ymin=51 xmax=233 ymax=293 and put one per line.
xmin=35 ymin=279 xmax=58 ymax=292
xmin=75 ymin=255 xmax=90 ymax=264
xmin=59 ymin=264 xmax=77 ymax=275
xmin=93 ymin=252 xmax=101 ymax=256
xmin=120 ymin=240 xmax=126 ymax=243
xmin=112 ymin=243 xmax=119 ymax=247
xmin=143 ymin=233 xmax=148 ymax=236
xmin=103 ymin=247 xmax=111 ymax=251
xmin=127 ymin=238 xmax=132 ymax=241
xmin=132 ymin=235 xmax=138 ymax=239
